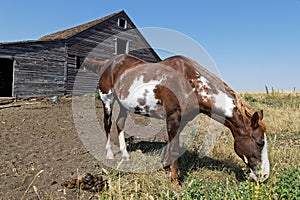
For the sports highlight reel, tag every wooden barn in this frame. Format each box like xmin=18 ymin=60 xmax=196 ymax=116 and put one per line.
xmin=0 ymin=11 xmax=160 ymax=98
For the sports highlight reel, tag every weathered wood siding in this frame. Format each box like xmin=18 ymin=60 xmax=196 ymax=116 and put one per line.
xmin=65 ymin=55 xmax=99 ymax=95
xmin=0 ymin=41 xmax=67 ymax=97
xmin=65 ymin=12 xmax=160 ymax=94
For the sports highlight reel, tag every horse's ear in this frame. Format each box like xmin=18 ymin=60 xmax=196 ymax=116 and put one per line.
xmin=258 ymin=110 xmax=263 ymax=120
xmin=251 ymin=112 xmax=260 ymax=128
xmin=245 ymin=109 xmax=252 ymax=117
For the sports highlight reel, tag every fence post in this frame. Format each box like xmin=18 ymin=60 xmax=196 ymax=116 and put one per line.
xmin=265 ymin=85 xmax=269 ymax=94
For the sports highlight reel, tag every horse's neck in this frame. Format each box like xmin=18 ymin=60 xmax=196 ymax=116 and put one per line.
xmin=172 ymin=58 xmax=253 ymax=136
xmin=193 ymin=84 xmax=250 ymax=137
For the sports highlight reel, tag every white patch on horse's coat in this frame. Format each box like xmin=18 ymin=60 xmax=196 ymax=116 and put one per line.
xmin=200 ymin=91 xmax=211 ymax=102
xmin=119 ymin=131 xmax=130 ymax=159
xmin=261 ymin=133 xmax=270 ymax=179
xmin=193 ymin=76 xmax=212 ymax=102
xmin=99 ymin=89 xmax=114 ymax=113
xmin=105 ymin=135 xmax=114 ymax=159
xmin=212 ymin=90 xmax=235 ymax=117
xmin=120 ymin=75 xmax=163 ymax=115
xmin=198 ymin=76 xmax=211 ymax=89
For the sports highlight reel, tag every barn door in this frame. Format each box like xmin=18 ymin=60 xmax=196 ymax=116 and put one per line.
xmin=0 ymin=58 xmax=14 ymax=97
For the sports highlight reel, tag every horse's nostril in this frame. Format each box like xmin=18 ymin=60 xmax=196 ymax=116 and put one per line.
xmin=260 ymin=173 xmax=269 ymax=182
xmin=263 ymin=173 xmax=269 ymax=179
xmin=256 ymin=140 xmax=265 ymax=147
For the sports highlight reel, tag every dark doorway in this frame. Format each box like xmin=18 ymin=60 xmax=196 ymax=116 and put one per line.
xmin=0 ymin=58 xmax=14 ymax=97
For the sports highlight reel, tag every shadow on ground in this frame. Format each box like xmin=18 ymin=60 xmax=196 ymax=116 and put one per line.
xmin=125 ymin=137 xmax=246 ymax=183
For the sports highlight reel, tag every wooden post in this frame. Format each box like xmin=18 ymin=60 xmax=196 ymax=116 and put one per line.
xmin=265 ymin=85 xmax=269 ymax=94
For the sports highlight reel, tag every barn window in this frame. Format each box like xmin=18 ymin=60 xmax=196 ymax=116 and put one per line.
xmin=118 ymin=18 xmax=127 ymax=29
xmin=75 ymin=56 xmax=85 ymax=70
xmin=114 ymin=38 xmax=130 ymax=55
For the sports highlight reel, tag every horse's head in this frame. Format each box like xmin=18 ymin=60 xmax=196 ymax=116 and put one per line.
xmin=84 ymin=58 xmax=109 ymax=74
xmin=233 ymin=110 xmax=270 ymax=182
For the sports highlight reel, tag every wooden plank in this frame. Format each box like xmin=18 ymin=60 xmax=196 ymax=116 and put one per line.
xmin=0 ymin=104 xmax=21 ymax=110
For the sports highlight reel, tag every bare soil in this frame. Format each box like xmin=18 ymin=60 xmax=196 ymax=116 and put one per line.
xmin=0 ymin=96 xmax=113 ymax=199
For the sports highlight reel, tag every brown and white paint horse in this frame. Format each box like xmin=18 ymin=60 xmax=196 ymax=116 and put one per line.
xmin=92 ymin=54 xmax=270 ymax=182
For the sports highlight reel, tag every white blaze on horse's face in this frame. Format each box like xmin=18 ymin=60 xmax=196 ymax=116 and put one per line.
xmin=212 ymin=90 xmax=236 ymax=118
xmin=261 ymin=133 xmax=270 ymax=179
xmin=120 ymin=75 xmax=163 ymax=115
xmin=250 ymin=133 xmax=270 ymax=181
xmin=248 ymin=134 xmax=270 ymax=181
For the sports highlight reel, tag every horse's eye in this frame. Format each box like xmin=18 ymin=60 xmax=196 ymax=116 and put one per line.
xmin=256 ymin=140 xmax=265 ymax=147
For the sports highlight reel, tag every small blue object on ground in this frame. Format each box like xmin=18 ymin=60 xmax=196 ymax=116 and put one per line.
xmin=51 ymin=96 xmax=58 ymax=103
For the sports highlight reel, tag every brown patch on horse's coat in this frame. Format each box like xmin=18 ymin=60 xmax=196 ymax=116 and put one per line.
xmin=98 ymin=55 xmax=146 ymax=95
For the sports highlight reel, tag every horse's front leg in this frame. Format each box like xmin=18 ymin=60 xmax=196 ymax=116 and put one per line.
xmin=166 ymin=110 xmax=181 ymax=181
xmin=100 ymin=89 xmax=114 ymax=159
xmin=116 ymin=106 xmax=130 ymax=160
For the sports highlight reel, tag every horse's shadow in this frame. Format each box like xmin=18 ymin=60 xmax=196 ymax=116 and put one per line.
xmin=126 ymin=137 xmax=246 ymax=183
xmin=178 ymin=151 xmax=246 ymax=182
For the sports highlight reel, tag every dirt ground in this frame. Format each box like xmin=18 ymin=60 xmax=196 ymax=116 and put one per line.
xmin=0 ymin=95 xmax=171 ymax=200
xmin=0 ymin=96 xmax=121 ymax=199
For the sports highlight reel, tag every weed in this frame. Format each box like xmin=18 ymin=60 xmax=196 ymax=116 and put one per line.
xmin=95 ymin=90 xmax=100 ymax=100
xmin=274 ymin=166 xmax=300 ymax=199
xmin=260 ymin=94 xmax=284 ymax=108
xmin=242 ymin=93 xmax=258 ymax=104
xmin=182 ymin=178 xmax=205 ymax=200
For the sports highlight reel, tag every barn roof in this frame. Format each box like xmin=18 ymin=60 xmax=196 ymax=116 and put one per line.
xmin=0 ymin=10 xmax=124 ymax=45
xmin=38 ymin=11 xmax=122 ymax=41
xmin=0 ymin=10 xmax=161 ymax=61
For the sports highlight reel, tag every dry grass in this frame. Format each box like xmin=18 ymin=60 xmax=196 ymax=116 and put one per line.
xmin=82 ymin=92 xmax=299 ymax=199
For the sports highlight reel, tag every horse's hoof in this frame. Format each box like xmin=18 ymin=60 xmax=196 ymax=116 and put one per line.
xmin=171 ymin=180 xmax=181 ymax=190
xmin=106 ymin=155 xmax=114 ymax=160
xmin=122 ymin=156 xmax=130 ymax=161
xmin=165 ymin=171 xmax=171 ymax=178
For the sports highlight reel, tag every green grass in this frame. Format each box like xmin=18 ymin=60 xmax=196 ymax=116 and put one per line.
xmin=180 ymin=166 xmax=300 ymax=200
xmin=95 ymin=157 xmax=299 ymax=200
xmin=241 ymin=92 xmax=300 ymax=109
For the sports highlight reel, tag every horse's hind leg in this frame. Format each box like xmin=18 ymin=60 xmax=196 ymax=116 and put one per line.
xmin=100 ymin=89 xmax=114 ymax=159
xmin=165 ymin=109 xmax=181 ymax=181
xmin=116 ymin=106 xmax=130 ymax=160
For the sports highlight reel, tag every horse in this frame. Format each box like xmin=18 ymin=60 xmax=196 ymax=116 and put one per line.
xmin=90 ymin=54 xmax=270 ymax=182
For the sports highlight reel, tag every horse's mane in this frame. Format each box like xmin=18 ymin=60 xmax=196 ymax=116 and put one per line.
xmin=235 ymin=94 xmax=254 ymax=117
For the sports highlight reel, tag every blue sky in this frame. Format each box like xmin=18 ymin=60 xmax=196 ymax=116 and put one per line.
xmin=1 ymin=0 xmax=299 ymax=91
